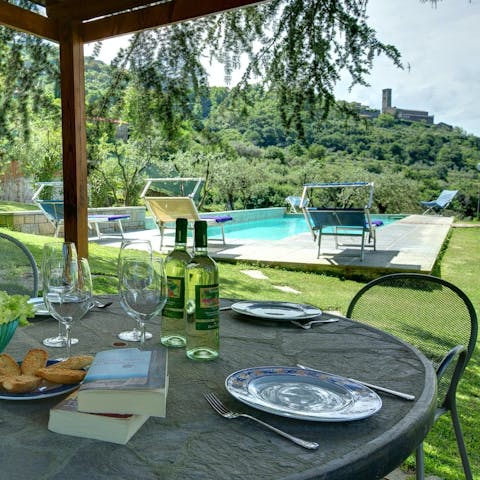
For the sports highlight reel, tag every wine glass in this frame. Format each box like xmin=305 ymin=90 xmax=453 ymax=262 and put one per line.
xmin=119 ymin=249 xmax=167 ymax=347
xmin=117 ymin=239 xmax=156 ymax=342
xmin=43 ymin=253 xmax=92 ymax=358
xmin=41 ymin=242 xmax=79 ymax=348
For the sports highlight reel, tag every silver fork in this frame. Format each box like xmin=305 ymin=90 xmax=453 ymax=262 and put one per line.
xmin=291 ymin=318 xmax=339 ymax=329
xmin=204 ymin=392 xmax=319 ymax=450
xmin=296 ymin=364 xmax=415 ymax=401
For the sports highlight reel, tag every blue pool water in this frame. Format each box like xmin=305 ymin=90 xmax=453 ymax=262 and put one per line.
xmin=209 ymin=214 xmax=403 ymax=241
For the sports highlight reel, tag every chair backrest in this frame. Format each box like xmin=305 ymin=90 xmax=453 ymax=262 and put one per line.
xmin=141 ymin=178 xmax=204 ymax=203
xmin=37 ymin=200 xmax=64 ymax=222
xmin=286 ymin=196 xmax=309 ymax=207
xmin=346 ymin=273 xmax=477 ymax=407
xmin=144 ymin=197 xmax=200 ymax=223
xmin=308 ymin=208 xmax=366 ymax=229
xmin=0 ymin=232 xmax=39 ymax=297
xmin=436 ymin=190 xmax=458 ymax=208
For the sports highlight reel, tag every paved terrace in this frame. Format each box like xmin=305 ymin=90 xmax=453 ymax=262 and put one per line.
xmin=93 ymin=214 xmax=453 ymax=277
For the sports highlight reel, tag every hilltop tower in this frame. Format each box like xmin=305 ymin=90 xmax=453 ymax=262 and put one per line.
xmin=382 ymin=88 xmax=392 ymax=113
xmin=380 ymin=88 xmax=434 ymax=124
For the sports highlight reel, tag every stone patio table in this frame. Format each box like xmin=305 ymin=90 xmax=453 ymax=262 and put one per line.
xmin=0 ymin=296 xmax=436 ymax=480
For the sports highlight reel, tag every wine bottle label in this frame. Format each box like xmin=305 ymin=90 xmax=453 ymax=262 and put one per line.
xmin=163 ymin=276 xmax=185 ymax=319
xmin=163 ymin=306 xmax=184 ymax=319
xmin=166 ymin=276 xmax=185 ymax=307
xmin=195 ymin=284 xmax=219 ymax=329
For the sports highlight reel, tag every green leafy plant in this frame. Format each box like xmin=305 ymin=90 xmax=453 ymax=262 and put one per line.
xmin=0 ymin=291 xmax=35 ymax=326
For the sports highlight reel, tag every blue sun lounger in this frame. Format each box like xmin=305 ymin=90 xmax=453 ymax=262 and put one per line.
xmin=36 ymin=199 xmax=129 ymax=238
xmin=301 ymin=182 xmax=377 ymax=261
xmin=32 ymin=182 xmax=129 ymax=238
xmin=306 ymin=208 xmax=376 ymax=261
xmin=420 ymin=189 xmax=458 ymax=215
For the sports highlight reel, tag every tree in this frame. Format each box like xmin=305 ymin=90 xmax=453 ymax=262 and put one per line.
xmin=93 ymin=0 xmax=403 ymax=143
xmin=0 ymin=4 xmax=58 ymax=145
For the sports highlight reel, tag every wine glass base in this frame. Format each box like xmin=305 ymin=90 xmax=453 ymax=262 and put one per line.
xmin=117 ymin=330 xmax=153 ymax=342
xmin=42 ymin=336 xmax=79 ymax=347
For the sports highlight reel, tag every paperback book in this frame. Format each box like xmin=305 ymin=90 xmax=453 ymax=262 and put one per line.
xmin=77 ymin=347 xmax=168 ymax=417
xmin=48 ymin=390 xmax=148 ymax=444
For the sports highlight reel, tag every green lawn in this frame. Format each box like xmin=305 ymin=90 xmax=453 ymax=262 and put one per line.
xmin=0 ymin=201 xmax=38 ymax=212
xmin=1 ymin=226 xmax=478 ymax=479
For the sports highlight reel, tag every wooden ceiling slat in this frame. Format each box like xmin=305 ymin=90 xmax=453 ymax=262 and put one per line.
xmin=82 ymin=0 xmax=266 ymax=43
xmin=45 ymin=0 xmax=170 ymax=22
xmin=0 ymin=1 xmax=58 ymax=42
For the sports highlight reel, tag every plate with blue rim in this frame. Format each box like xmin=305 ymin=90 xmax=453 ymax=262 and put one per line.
xmin=230 ymin=301 xmax=322 ymax=321
xmin=0 ymin=360 xmax=81 ymax=401
xmin=225 ymin=366 xmax=382 ymax=422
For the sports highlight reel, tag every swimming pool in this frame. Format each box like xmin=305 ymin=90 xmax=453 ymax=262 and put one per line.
xmin=208 ymin=214 xmax=404 ymax=241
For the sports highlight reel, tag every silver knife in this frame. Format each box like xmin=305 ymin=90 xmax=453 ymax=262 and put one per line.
xmin=297 ymin=364 xmax=415 ymax=401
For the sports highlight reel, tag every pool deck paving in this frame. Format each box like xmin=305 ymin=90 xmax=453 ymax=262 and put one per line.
xmin=92 ymin=214 xmax=454 ymax=276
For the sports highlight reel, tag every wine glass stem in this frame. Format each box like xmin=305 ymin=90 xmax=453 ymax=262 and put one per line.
xmin=139 ymin=320 xmax=146 ymax=347
xmin=65 ymin=323 xmax=72 ymax=358
xmin=57 ymin=320 xmax=64 ymax=339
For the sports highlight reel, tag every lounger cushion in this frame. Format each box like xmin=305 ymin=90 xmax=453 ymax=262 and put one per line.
xmin=88 ymin=214 xmax=130 ymax=222
xmin=200 ymin=215 xmax=233 ymax=223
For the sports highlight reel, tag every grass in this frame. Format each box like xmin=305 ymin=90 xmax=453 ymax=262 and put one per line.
xmin=0 ymin=226 xmax=478 ymax=479
xmin=0 ymin=201 xmax=38 ymax=212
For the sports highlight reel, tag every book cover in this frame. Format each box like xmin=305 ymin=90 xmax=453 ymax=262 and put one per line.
xmin=77 ymin=347 xmax=168 ymax=417
xmin=48 ymin=390 xmax=148 ymax=444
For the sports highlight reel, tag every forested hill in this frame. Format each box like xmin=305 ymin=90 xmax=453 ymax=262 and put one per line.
xmin=11 ymin=57 xmax=480 ymax=219
xmin=165 ymin=82 xmax=480 ymax=218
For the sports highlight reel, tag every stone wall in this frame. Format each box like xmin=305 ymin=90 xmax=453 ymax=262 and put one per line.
xmin=0 ymin=177 xmax=34 ymax=203
xmin=0 ymin=206 xmax=146 ymax=237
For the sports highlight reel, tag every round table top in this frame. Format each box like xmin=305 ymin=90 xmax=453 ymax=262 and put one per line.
xmin=2 ymin=296 xmax=437 ymax=480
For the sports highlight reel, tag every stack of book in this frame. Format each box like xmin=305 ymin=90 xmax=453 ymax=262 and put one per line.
xmin=48 ymin=347 xmax=168 ymax=444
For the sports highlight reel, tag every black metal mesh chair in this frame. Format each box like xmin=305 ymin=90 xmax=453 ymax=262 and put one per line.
xmin=346 ymin=273 xmax=477 ymax=480
xmin=0 ymin=232 xmax=39 ymax=297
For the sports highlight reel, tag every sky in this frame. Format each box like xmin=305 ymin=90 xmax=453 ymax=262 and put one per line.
xmin=84 ymin=0 xmax=480 ymax=136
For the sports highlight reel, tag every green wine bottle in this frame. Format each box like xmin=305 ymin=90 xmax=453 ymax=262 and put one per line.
xmin=161 ymin=218 xmax=192 ymax=348
xmin=185 ymin=220 xmax=219 ymax=361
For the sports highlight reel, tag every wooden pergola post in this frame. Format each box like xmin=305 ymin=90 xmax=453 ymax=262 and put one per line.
xmin=58 ymin=22 xmax=89 ymax=258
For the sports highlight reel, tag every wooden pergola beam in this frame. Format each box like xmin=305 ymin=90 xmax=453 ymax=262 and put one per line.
xmin=82 ymin=0 xmax=266 ymax=43
xmin=0 ymin=1 xmax=58 ymax=42
xmin=45 ymin=0 xmax=159 ymax=22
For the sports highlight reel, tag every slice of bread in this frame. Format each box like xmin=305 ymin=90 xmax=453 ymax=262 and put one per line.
xmin=21 ymin=349 xmax=48 ymax=376
xmin=50 ymin=355 xmax=94 ymax=370
xmin=37 ymin=367 xmax=86 ymax=385
xmin=0 ymin=353 xmax=21 ymax=377
xmin=1 ymin=374 xmax=42 ymax=393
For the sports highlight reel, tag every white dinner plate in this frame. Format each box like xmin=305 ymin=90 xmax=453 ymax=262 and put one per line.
xmin=28 ymin=297 xmax=51 ymax=317
xmin=231 ymin=301 xmax=322 ymax=321
xmin=225 ymin=366 xmax=382 ymax=422
xmin=0 ymin=360 xmax=81 ymax=401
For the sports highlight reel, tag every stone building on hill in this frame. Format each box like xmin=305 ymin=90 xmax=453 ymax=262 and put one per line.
xmin=352 ymin=102 xmax=380 ymax=119
xmin=382 ymin=88 xmax=434 ymax=124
